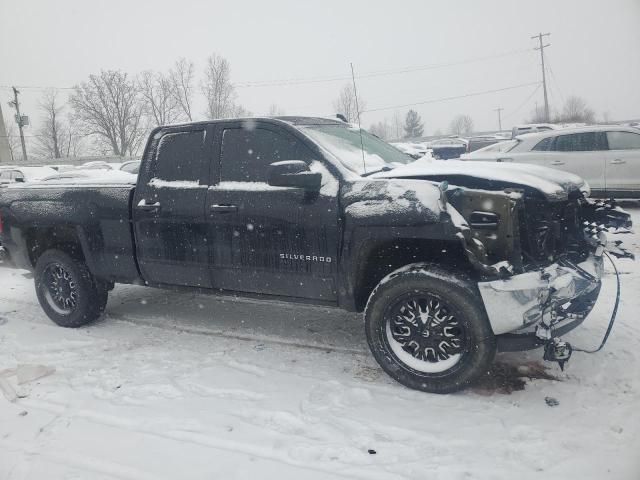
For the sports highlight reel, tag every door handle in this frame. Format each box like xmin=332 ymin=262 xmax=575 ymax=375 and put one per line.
xmin=210 ymin=204 xmax=238 ymax=213
xmin=550 ymin=160 xmax=564 ymax=165
xmin=611 ymin=159 xmax=626 ymax=165
xmin=137 ymin=199 xmax=161 ymax=211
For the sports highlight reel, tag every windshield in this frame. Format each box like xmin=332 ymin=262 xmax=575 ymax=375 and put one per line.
xmin=477 ymin=139 xmax=519 ymax=153
xmin=301 ymin=124 xmax=413 ymax=175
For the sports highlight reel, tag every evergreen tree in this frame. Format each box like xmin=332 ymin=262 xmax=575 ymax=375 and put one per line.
xmin=403 ymin=109 xmax=424 ymax=138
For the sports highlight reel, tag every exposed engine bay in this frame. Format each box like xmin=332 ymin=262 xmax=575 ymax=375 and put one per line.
xmin=442 ymin=181 xmax=633 ymax=369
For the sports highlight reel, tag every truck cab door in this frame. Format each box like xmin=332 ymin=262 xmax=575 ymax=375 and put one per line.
xmin=206 ymin=121 xmax=339 ymax=302
xmin=133 ymin=125 xmax=213 ymax=288
xmin=604 ymin=130 xmax=640 ymax=196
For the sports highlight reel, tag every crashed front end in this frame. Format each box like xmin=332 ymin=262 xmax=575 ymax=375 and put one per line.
xmin=445 ymin=188 xmax=633 ymax=363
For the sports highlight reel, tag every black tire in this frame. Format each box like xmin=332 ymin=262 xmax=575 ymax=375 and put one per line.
xmin=365 ymin=263 xmax=496 ymax=394
xmin=34 ymin=249 xmax=108 ymax=328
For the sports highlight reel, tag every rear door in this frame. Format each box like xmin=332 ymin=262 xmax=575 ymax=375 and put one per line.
xmin=206 ymin=121 xmax=339 ymax=302
xmin=605 ymin=130 xmax=640 ymax=195
xmin=133 ymin=125 xmax=214 ymax=288
xmin=545 ymin=132 xmax=607 ymax=193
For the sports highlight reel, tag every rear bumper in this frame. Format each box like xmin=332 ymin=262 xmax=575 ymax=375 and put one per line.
xmin=478 ymin=255 xmax=603 ymax=340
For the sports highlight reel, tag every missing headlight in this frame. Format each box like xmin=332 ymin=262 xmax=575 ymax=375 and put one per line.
xmin=469 ymin=211 xmax=499 ymax=230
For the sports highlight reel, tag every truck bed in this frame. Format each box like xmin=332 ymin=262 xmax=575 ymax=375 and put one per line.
xmin=0 ymin=183 xmax=140 ymax=283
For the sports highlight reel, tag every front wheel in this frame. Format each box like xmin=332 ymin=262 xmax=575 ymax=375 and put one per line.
xmin=365 ymin=263 xmax=496 ymax=394
xmin=35 ymin=249 xmax=108 ymax=328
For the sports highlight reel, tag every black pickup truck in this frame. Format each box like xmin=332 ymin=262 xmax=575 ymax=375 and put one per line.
xmin=0 ymin=117 xmax=632 ymax=393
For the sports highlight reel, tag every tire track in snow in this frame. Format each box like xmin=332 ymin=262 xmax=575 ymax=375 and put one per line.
xmin=12 ymin=399 xmax=388 ymax=480
xmin=0 ymin=288 xmax=368 ymax=357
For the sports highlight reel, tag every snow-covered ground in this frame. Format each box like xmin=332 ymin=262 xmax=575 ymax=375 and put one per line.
xmin=1 ymin=207 xmax=639 ymax=480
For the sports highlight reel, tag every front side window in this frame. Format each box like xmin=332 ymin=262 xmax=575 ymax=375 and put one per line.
xmin=607 ymin=131 xmax=640 ymax=150
xmin=155 ymin=130 xmax=206 ymax=182
xmin=220 ymin=127 xmax=311 ymax=182
xmin=532 ymin=137 xmax=554 ymax=151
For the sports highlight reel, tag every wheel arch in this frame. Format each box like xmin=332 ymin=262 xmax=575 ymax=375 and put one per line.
xmin=347 ymin=237 xmax=474 ymax=312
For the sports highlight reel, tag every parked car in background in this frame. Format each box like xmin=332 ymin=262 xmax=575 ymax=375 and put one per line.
xmin=511 ymin=123 xmax=558 ymax=138
xmin=427 ymin=137 xmax=468 ymax=159
xmin=119 ymin=160 xmax=141 ymax=174
xmin=79 ymin=160 xmax=114 ymax=170
xmin=0 ymin=166 xmax=57 ymax=185
xmin=467 ymin=134 xmax=510 ymax=152
xmin=461 ymin=125 xmax=640 ymax=197
xmin=49 ymin=164 xmax=75 ymax=172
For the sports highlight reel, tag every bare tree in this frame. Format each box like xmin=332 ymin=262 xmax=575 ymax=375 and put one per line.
xmin=449 ymin=114 xmax=474 ymax=136
xmin=4 ymin=121 xmax=21 ymax=162
xmin=169 ymin=58 xmax=195 ymax=121
xmin=267 ymin=104 xmax=285 ymax=116
xmin=70 ymin=70 xmax=146 ymax=156
xmin=369 ymin=119 xmax=392 ymax=140
xmin=555 ymin=96 xmax=595 ymax=123
xmin=332 ymin=84 xmax=365 ymax=124
xmin=139 ymin=70 xmax=181 ymax=126
xmin=201 ymin=53 xmax=238 ymax=119
xmin=527 ymin=104 xmax=547 ymax=123
xmin=35 ymin=89 xmax=67 ymax=158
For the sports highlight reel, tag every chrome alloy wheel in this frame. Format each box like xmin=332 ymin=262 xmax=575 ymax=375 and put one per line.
xmin=385 ymin=295 xmax=467 ymax=373
xmin=42 ymin=263 xmax=78 ymax=315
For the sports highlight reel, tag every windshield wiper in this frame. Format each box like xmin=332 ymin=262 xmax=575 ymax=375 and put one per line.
xmin=361 ymin=165 xmax=394 ymax=177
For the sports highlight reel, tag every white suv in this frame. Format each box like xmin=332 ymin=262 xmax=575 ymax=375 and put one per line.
xmin=461 ymin=125 xmax=640 ymax=197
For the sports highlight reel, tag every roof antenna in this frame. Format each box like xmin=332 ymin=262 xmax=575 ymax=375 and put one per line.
xmin=350 ymin=62 xmax=366 ymax=175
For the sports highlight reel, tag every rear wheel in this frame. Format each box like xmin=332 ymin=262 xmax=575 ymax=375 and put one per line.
xmin=365 ymin=263 xmax=496 ymax=393
xmin=35 ymin=249 xmax=108 ymax=328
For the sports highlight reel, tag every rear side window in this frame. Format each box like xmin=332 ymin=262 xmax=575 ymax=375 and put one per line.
xmin=552 ymin=132 xmax=605 ymax=152
xmin=220 ymin=127 xmax=311 ymax=182
xmin=532 ymin=137 xmax=553 ymax=151
xmin=155 ymin=130 xmax=206 ymax=182
xmin=607 ymin=131 xmax=640 ymax=150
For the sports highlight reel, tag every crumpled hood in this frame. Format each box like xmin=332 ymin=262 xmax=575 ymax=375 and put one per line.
xmin=371 ymin=158 xmax=589 ymax=201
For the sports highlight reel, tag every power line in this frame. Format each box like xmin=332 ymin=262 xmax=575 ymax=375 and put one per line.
xmin=1 ymin=48 xmax=532 ymax=92
xmin=361 ymin=82 xmax=540 ymax=113
xmin=235 ymin=48 xmax=531 ymax=87
xmin=0 ymin=85 xmax=75 ymax=90
xmin=502 ymin=83 xmax=542 ymax=121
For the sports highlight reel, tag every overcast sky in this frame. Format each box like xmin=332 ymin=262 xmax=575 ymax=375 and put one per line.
xmin=1 ymin=0 xmax=639 ymax=139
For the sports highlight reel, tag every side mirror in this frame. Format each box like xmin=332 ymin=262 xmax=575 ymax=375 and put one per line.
xmin=267 ymin=160 xmax=321 ymax=191
xmin=14 ymin=177 xmax=25 ymax=183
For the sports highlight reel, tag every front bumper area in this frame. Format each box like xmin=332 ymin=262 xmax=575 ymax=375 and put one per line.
xmin=478 ymin=254 xmax=603 ymax=339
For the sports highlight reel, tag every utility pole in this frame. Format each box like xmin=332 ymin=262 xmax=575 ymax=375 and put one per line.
xmin=0 ymin=103 xmax=11 ymax=164
xmin=9 ymin=87 xmax=28 ymax=162
xmin=531 ymin=32 xmax=551 ymax=123
xmin=493 ymin=107 xmax=504 ymax=131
